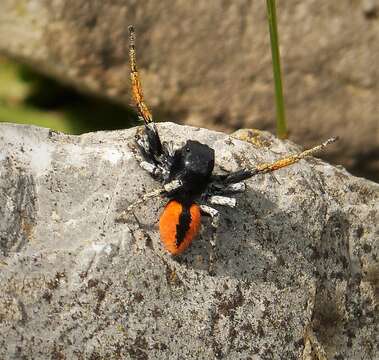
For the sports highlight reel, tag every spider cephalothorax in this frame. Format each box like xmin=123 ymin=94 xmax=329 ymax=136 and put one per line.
xmin=167 ymin=140 xmax=215 ymax=201
xmin=124 ymin=26 xmax=337 ymax=270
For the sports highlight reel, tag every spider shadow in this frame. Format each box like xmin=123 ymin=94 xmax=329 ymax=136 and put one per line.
xmin=172 ymin=187 xmax=311 ymax=285
xmin=118 ymin=185 xmax=330 ymax=288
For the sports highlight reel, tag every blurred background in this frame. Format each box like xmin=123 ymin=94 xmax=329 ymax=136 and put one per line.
xmin=0 ymin=1 xmax=377 ymax=181
xmin=0 ymin=58 xmax=138 ymax=134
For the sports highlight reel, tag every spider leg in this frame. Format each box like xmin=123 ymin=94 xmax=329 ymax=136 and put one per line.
xmin=200 ymin=205 xmax=220 ymax=275
xmin=137 ymin=122 xmax=165 ymax=159
xmin=128 ymin=25 xmax=153 ymax=124
xmin=220 ymin=136 xmax=338 ymax=185
xmin=129 ymin=26 xmax=174 ymax=179
xmin=199 ymin=194 xmax=239 ymax=274
xmin=208 ymin=195 xmax=236 ymax=208
xmin=162 ymin=140 xmax=176 ymax=158
xmin=133 ymin=130 xmax=168 ymax=181
xmin=206 ymin=181 xmax=246 ymax=197
xmin=224 ymin=182 xmax=246 ymax=193
xmin=252 ymin=136 xmax=338 ymax=175
xmin=118 ymin=179 xmax=183 ymax=222
xmin=139 ymin=161 xmax=164 ymax=180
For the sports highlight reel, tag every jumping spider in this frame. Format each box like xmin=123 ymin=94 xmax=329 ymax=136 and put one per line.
xmin=122 ymin=25 xmax=337 ymax=273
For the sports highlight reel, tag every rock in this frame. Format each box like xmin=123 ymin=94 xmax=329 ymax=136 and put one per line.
xmin=362 ymin=0 xmax=378 ymax=18
xmin=0 ymin=122 xmax=377 ymax=359
xmin=0 ymin=1 xmax=378 ymax=179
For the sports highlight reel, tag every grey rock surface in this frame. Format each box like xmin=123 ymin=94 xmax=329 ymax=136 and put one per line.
xmin=0 ymin=122 xmax=378 ymax=359
xmin=0 ymin=1 xmax=378 ymax=178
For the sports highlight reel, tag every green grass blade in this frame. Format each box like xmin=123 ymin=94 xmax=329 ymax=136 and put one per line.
xmin=266 ymin=0 xmax=288 ymax=138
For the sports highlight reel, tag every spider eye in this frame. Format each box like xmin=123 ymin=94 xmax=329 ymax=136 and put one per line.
xmin=185 ymin=147 xmax=190 ymax=152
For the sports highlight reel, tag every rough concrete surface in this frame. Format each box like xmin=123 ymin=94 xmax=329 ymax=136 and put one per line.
xmin=0 ymin=1 xmax=378 ymax=178
xmin=0 ymin=122 xmax=378 ymax=359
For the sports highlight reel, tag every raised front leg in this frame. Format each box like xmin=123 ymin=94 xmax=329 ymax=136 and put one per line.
xmin=129 ymin=25 xmax=153 ymax=124
xmin=128 ymin=25 xmax=175 ymax=182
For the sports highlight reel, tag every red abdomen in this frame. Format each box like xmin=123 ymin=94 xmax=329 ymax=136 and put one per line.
xmin=159 ymin=200 xmax=201 ymax=255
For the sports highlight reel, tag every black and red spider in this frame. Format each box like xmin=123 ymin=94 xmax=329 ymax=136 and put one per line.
xmin=124 ymin=26 xmax=337 ymax=269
